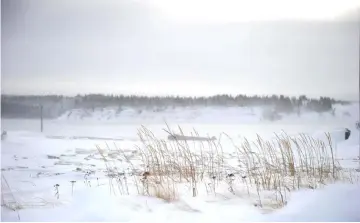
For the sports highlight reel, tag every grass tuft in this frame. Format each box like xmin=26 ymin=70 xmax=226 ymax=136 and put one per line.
xmin=97 ymin=125 xmax=359 ymax=209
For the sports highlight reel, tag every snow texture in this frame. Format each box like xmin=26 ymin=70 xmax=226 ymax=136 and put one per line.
xmin=1 ymin=103 xmax=360 ymax=222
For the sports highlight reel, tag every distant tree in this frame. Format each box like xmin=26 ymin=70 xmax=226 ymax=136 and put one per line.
xmin=1 ymin=94 xmax=345 ymax=118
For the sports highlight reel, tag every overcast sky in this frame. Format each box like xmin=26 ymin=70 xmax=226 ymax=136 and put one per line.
xmin=2 ymin=0 xmax=360 ymax=100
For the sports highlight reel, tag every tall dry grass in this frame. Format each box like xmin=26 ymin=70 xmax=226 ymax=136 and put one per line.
xmin=98 ymin=126 xmax=358 ymax=208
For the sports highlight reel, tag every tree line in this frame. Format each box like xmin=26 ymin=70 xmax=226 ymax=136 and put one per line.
xmin=1 ymin=94 xmax=348 ymax=119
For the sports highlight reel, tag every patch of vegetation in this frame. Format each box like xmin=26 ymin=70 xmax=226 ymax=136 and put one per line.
xmin=96 ymin=126 xmax=359 ymax=208
xmin=1 ymin=94 xmax=347 ymax=118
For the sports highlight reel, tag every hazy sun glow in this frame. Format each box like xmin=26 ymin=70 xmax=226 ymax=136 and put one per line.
xmin=2 ymin=0 xmax=359 ymax=100
xmin=150 ymin=0 xmax=360 ymax=23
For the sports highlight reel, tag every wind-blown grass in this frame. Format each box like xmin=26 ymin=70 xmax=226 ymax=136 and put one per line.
xmin=97 ymin=125 xmax=358 ymax=208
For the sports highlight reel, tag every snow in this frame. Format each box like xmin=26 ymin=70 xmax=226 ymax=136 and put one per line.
xmin=56 ymin=104 xmax=358 ymax=125
xmin=262 ymin=183 xmax=360 ymax=222
xmin=1 ymin=103 xmax=360 ymax=222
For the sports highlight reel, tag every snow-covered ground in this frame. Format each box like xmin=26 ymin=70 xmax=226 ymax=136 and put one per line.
xmin=1 ymin=104 xmax=360 ymax=222
xmin=56 ymin=104 xmax=358 ymax=125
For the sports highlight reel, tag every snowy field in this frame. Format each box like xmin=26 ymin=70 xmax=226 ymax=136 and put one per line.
xmin=1 ymin=104 xmax=360 ymax=222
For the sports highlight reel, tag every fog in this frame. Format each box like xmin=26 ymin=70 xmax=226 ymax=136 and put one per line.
xmin=1 ymin=0 xmax=360 ymax=100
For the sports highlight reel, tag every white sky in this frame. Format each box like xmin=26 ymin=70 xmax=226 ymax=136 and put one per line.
xmin=150 ymin=0 xmax=360 ymax=23
xmin=2 ymin=0 xmax=360 ymax=100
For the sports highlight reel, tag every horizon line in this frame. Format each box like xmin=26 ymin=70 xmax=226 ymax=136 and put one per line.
xmin=1 ymin=92 xmax=354 ymax=101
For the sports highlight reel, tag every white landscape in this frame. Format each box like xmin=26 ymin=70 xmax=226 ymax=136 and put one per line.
xmin=1 ymin=103 xmax=360 ymax=222
xmin=2 ymin=0 xmax=360 ymax=222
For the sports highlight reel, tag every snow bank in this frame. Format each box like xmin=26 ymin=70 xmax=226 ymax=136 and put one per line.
xmin=263 ymin=183 xmax=360 ymax=222
xmin=3 ymin=182 xmax=359 ymax=222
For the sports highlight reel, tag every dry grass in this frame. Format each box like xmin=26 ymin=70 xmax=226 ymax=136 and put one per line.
xmin=1 ymin=175 xmax=63 ymax=220
xmin=98 ymin=125 xmax=358 ymax=207
xmin=1 ymin=175 xmax=22 ymax=221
